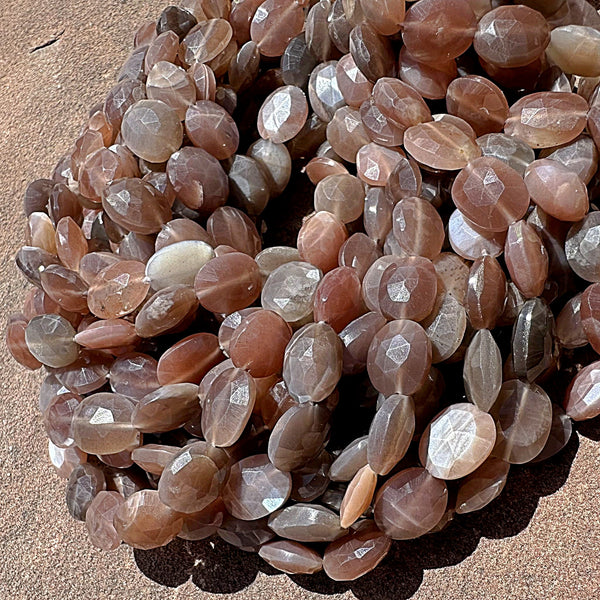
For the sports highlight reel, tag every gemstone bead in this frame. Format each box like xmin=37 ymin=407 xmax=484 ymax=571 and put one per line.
xmin=268 ymin=503 xmax=347 ymax=543
xmin=463 ymin=329 xmax=502 ymax=412
xmin=259 ymin=540 xmax=323 ymax=574
xmin=258 ymin=85 xmax=309 ymax=144
xmin=565 ymin=360 xmax=600 ymax=421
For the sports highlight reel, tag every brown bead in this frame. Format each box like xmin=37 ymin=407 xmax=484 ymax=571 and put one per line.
xmin=349 ymin=23 xmax=396 ymax=83
xmin=40 ymin=265 xmax=88 ymax=313
xmin=180 ymin=18 xmax=233 ymax=65
xmin=392 ymin=197 xmax=444 ymax=260
xmin=6 ymin=315 xmax=42 ymax=370
xmin=465 ymin=256 xmax=507 ymax=330
xmin=259 ymin=540 xmax=323 ymax=575
xmin=185 ymin=100 xmax=239 ymax=159
xmin=564 ymin=360 xmax=600 ymax=421
xmin=448 ymin=209 xmax=505 ymax=261
xmin=268 ymin=503 xmax=347 ymax=543
xmin=339 ymin=465 xmax=378 ymax=528
xmin=257 ymin=85 xmax=309 ymax=144
xmin=25 ymin=314 xmax=79 ymax=368
xmin=66 ymin=463 xmax=106 ymax=521
xmin=455 ymin=457 xmax=510 ymax=514
xmin=399 ymin=46 xmax=457 ymax=101
xmin=581 ymin=284 xmax=600 ymax=354
xmin=250 ymin=0 xmax=304 ymax=57
xmin=314 ymin=173 xmax=365 ymax=224
xmin=85 ymin=491 xmax=124 ymax=551
xmin=110 ymin=352 xmax=160 ymax=400
xmin=297 ymin=211 xmax=348 ymax=273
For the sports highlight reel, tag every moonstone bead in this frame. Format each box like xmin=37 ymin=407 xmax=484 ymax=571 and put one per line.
xmin=323 ymin=520 xmax=391 ymax=581
xmin=491 ymin=379 xmax=552 ymax=463
xmin=504 ymin=92 xmax=589 ymax=149
xmin=392 ymin=197 xmax=444 ymax=260
xmin=179 ymin=497 xmax=226 ymax=541
xmin=268 ymin=503 xmax=347 ymax=543
xmin=476 ymin=132 xmax=535 ymax=176
xmin=422 ymin=292 xmax=467 ymax=363
xmin=15 ymin=246 xmax=61 ymax=287
xmin=326 ymin=107 xmax=370 ymax=163
xmin=194 ymin=253 xmax=262 ymax=313
xmin=373 ymin=467 xmax=448 ymax=539
xmin=167 ymin=146 xmax=229 ymax=213
xmin=114 ymin=489 xmax=184 ymax=549
xmin=367 ymin=319 xmax=432 ymax=397
xmin=180 ymin=18 xmax=233 ymax=65
xmin=227 ymin=154 xmax=271 ymax=216
xmin=158 ymin=441 xmax=228 ymax=513
xmin=85 ymin=491 xmax=124 ymax=551
xmin=532 ymin=404 xmax=572 ymax=463
xmin=250 ymin=0 xmax=304 ymax=57
xmin=465 ymin=255 xmax=507 ymax=330
xmin=339 ymin=465 xmax=377 ymax=528
xmin=43 ymin=391 xmax=81 ymax=448
xmin=281 ymin=34 xmax=317 ymax=88
xmin=419 ymin=403 xmax=496 ymax=479
xmin=218 ymin=514 xmax=275 ymax=551
xmin=455 ymin=457 xmax=509 ymax=514
xmin=372 ymin=78 xmax=431 ymax=130
xmin=340 ymin=312 xmax=387 ymax=376
xmin=25 ymin=314 xmax=78 ymax=368
xmin=297 ymin=211 xmax=348 ymax=273
xmin=73 ymin=318 xmax=135 ymax=355
xmin=283 ymin=322 xmax=343 ymax=403
xmin=338 ymin=233 xmax=382 ymax=281
xmin=546 ymin=25 xmax=600 ymax=78
xmin=291 ymin=449 xmax=331 ymax=502
xmin=564 ymin=360 xmax=600 ymax=421
xmin=257 ymin=85 xmax=309 ymax=144
xmin=505 ymin=220 xmax=548 ymax=299
xmin=268 ymin=402 xmax=331 ymax=471
xmin=201 ymin=366 xmax=256 ymax=447
xmin=131 ymin=444 xmax=180 ymax=475
xmin=23 ymin=178 xmax=54 ymax=216
xmin=222 ymin=454 xmax=292 ymax=520
xmin=402 ymin=0 xmax=476 ymax=63
xmin=185 ymin=100 xmax=239 ymax=159
xmin=359 ymin=98 xmax=405 ymax=147
xmin=336 ymin=54 xmax=373 ymax=108
xmin=121 ymin=100 xmax=183 ymax=163
xmin=565 ymin=212 xmax=600 ymax=283
xmin=314 ymin=174 xmax=364 ymax=224
xmin=146 ymin=61 xmax=196 ymax=120
xmin=524 ymin=159 xmax=588 ymax=222
xmin=474 ymin=5 xmax=550 ymax=68
xmin=463 ymin=329 xmax=502 ymax=412
xmin=356 ymin=144 xmax=403 ymax=187
xmin=540 ymin=136 xmax=598 ymax=186
xmin=556 ymin=293 xmax=587 ymax=349
xmin=207 ymin=206 xmax=261 ymax=257
xmin=404 ymin=120 xmax=481 ymax=171
xmin=308 ymin=61 xmax=345 ymax=122
xmin=448 ymin=209 xmax=505 ymax=261
xmin=48 ymin=441 xmax=87 ymax=479
xmin=71 ymin=392 xmax=138 ymax=455
xmin=66 ymin=463 xmax=107 ymax=521
xmin=385 ymin=156 xmax=422 ymax=203
xmin=398 ymin=46 xmax=457 ymax=101
xmin=349 ymin=23 xmax=396 ymax=83
xmin=5 ymin=316 xmax=42 ymax=370
xmin=259 ymin=540 xmax=323 ymax=575
xmin=363 ymin=187 xmax=393 ymax=246
xmin=581 ymin=284 xmax=600 ymax=353
xmin=229 ymin=309 xmax=292 ymax=377
xmin=229 ymin=41 xmax=261 ymax=93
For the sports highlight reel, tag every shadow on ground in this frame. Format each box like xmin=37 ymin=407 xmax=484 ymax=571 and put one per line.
xmin=133 ymin=423 xmax=586 ymax=600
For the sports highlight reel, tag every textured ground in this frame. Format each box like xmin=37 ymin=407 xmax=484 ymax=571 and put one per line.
xmin=1 ymin=1 xmax=600 ymax=599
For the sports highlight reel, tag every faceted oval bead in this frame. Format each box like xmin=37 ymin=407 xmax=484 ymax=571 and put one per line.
xmin=39 ymin=265 xmax=88 ymax=313
xmin=158 ymin=441 xmax=228 ymax=513
xmin=131 ymin=444 xmax=180 ymax=475
xmin=5 ymin=316 xmax=42 ymax=370
xmin=446 ymin=75 xmax=509 ymax=137
xmin=356 ymin=144 xmax=403 ymax=188
xmin=281 ymin=33 xmax=317 ymax=88
xmin=121 ymin=100 xmax=183 ymax=163
xmin=71 ymin=392 xmax=138 ymax=455
xmin=268 ymin=403 xmax=331 ymax=472
xmin=360 ymin=98 xmax=405 ymax=147
xmin=340 ymin=311 xmax=387 ymax=376
xmin=433 ymin=252 xmax=469 ymax=305
xmin=524 ymin=159 xmax=588 ymax=222
xmin=218 ymin=308 xmax=262 ymax=356
xmin=189 ymin=63 xmax=217 ymax=101
xmin=268 ymin=503 xmax=347 ymax=543
xmin=85 ymin=491 xmax=124 ymax=551
xmin=581 ymin=284 xmax=600 ymax=354
xmin=463 ymin=329 xmax=502 ymax=412
xmin=476 ymin=132 xmax=535 ymax=176
xmin=314 ymin=174 xmax=364 ymax=224
xmin=135 ymin=284 xmax=198 ymax=338
xmin=419 ymin=403 xmax=496 ymax=480
xmin=110 ymin=352 xmax=160 ymax=400
xmin=257 ymin=85 xmax=309 ymax=144
xmin=87 ymin=260 xmax=149 ymax=319
xmin=167 ymin=146 xmax=229 ymax=214
xmin=373 ymin=467 xmax=448 ymax=539
xmin=565 ymin=360 xmax=600 ymax=421
xmin=547 ymin=25 xmax=600 ymax=78
xmin=308 ymin=61 xmax=345 ymax=123
xmin=247 ymin=138 xmax=292 ymax=197
xmin=504 ymin=220 xmax=548 ymax=299
xmin=377 ymin=256 xmax=438 ymax=322
xmin=66 ymin=463 xmax=107 ymax=521
xmin=180 ymin=18 xmax=233 ymax=65
xmin=338 ymin=233 xmax=382 ymax=281
xmin=207 ymin=206 xmax=261 ymax=257
xmin=43 ymin=391 xmax=82 ymax=448
xmin=297 ymin=211 xmax=348 ymax=273
xmin=363 ymin=187 xmax=393 ymax=246
xmin=448 ymin=209 xmax=505 ymax=261
xmin=455 ymin=457 xmax=510 ymax=514
xmin=512 ymin=298 xmax=555 ymax=382
xmin=323 ymin=520 xmax=391 ymax=581
xmin=155 ymin=218 xmax=212 ymax=252
xmin=556 ymin=293 xmax=588 ymax=350
xmin=259 ymin=540 xmax=323 ymax=575
xmin=132 ymin=383 xmax=200 ymax=433
xmin=367 ymin=319 xmax=432 ymax=397
xmin=326 ymin=106 xmax=370 ymax=163
xmin=349 ymin=23 xmax=396 ymax=83
xmin=452 ymin=157 xmax=529 ymax=233
xmin=157 ymin=333 xmax=223 ymax=385
xmin=540 ymin=135 xmax=598 ymax=187
xmin=474 ymin=5 xmax=550 ymax=68
xmin=372 ymin=78 xmax=431 ymax=130
xmin=185 ymin=100 xmax=239 ymax=159
xmin=254 ymin=247 xmax=301 ymax=282
xmin=201 ymin=366 xmax=256 ymax=447
xmin=144 ymin=30 xmax=179 ymax=73
xmin=48 ymin=441 xmax=87 ymax=479
xmin=283 ymin=322 xmax=343 ymax=403
xmin=178 ymin=497 xmax=226 ymax=541
xmin=102 ymin=177 xmax=171 ymax=235
xmin=367 ymin=394 xmax=415 ymax=476
xmin=392 ymin=197 xmax=444 ymax=260
xmin=23 ymin=178 xmax=54 ymax=216
xmin=250 ymin=0 xmax=304 ymax=57
xmin=55 ymin=216 xmax=88 ymax=270
xmin=218 ymin=514 xmax=275 ymax=551
xmin=532 ymin=404 xmax=572 ymax=463
xmin=290 ymin=449 xmax=331 ymax=502
xmin=261 ymin=261 xmax=322 ymax=324
xmin=229 ymin=309 xmax=292 ymax=377
xmin=15 ymin=245 xmax=61 ymax=287
xmin=25 ymin=314 xmax=78 ymax=368
xmin=336 ymin=54 xmax=373 ymax=108
xmin=398 ymin=46 xmax=457 ymax=101
xmin=565 ymin=212 xmax=600 ymax=283
xmin=422 ymin=292 xmax=467 ymax=363
xmin=156 ymin=5 xmax=197 ymax=39
xmin=339 ymin=465 xmax=378 ymax=528
xmin=313 ymin=267 xmax=364 ymax=334
xmin=404 ymin=120 xmax=481 ymax=171
xmin=491 ymin=379 xmax=552 ymax=463
xmin=27 ymin=211 xmax=56 ymax=254
xmin=194 ymin=252 xmax=261 ymax=314
xmin=222 ymin=454 xmax=292 ymax=520
xmin=145 ymin=240 xmax=214 ymax=290
xmin=114 ymin=489 xmax=184 ymax=549
xmin=504 ymin=92 xmax=589 ymax=149
xmin=146 ymin=61 xmax=196 ymax=120
xmin=385 ymin=156 xmax=422 ymax=204
xmin=465 ymin=255 xmax=507 ymax=330
xmin=73 ymin=319 xmax=138 ymax=350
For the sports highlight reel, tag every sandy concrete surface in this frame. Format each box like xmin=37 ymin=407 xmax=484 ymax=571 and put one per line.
xmin=1 ymin=1 xmax=600 ymax=599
